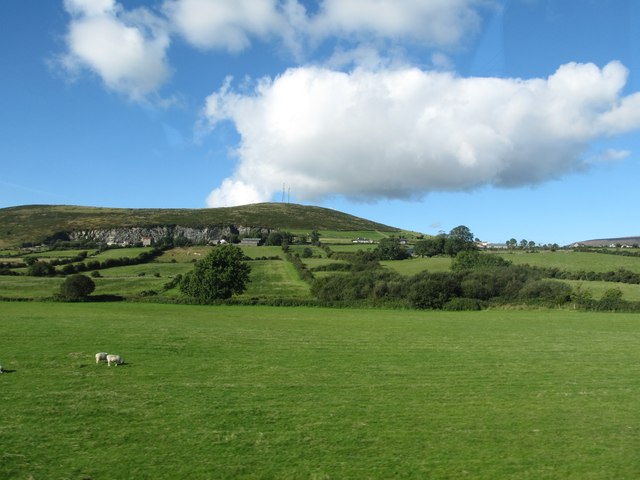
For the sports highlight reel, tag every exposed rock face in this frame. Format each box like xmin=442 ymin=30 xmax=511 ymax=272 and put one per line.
xmin=68 ymin=225 xmax=272 ymax=245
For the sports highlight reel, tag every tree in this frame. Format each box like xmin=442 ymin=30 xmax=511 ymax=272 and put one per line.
xmin=179 ymin=245 xmax=251 ymax=303
xmin=375 ymin=237 xmax=410 ymax=260
xmin=414 ymin=237 xmax=446 ymax=257
xmin=444 ymin=226 xmax=476 ymax=256
xmin=449 ymin=225 xmax=474 ymax=244
xmin=451 ymin=250 xmax=511 ymax=271
xmin=60 ymin=274 xmax=95 ymax=301
xmin=28 ymin=261 xmax=55 ymax=277
xmin=309 ymin=230 xmax=321 ymax=246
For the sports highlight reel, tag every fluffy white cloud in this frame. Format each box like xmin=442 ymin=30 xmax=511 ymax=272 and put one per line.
xmin=206 ymin=179 xmax=270 ymax=207
xmin=58 ymin=0 xmax=496 ymax=100
xmin=162 ymin=0 xmax=492 ymax=54
xmin=163 ymin=0 xmax=288 ymax=52
xmin=63 ymin=0 xmax=115 ymax=17
xmin=309 ymin=0 xmax=488 ymax=47
xmin=62 ymin=1 xmax=171 ymax=100
xmin=203 ymin=61 xmax=640 ymax=206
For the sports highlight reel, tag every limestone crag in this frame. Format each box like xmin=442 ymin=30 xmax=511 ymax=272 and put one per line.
xmin=69 ymin=225 xmax=271 ymax=245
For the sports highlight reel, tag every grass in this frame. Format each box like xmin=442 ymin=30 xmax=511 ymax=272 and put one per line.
xmin=493 ymin=250 xmax=640 ymax=273
xmin=0 ymin=276 xmax=61 ymax=299
xmin=1 ymin=303 xmax=640 ymax=479
xmin=23 ymin=248 xmax=97 ymax=259
xmin=564 ymin=280 xmax=640 ymax=301
xmin=240 ymin=259 xmax=311 ymax=299
xmin=382 ymin=256 xmax=453 ymax=275
xmin=91 ymin=247 xmax=154 ymax=260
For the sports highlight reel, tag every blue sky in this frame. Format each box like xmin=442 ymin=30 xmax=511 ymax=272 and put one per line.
xmin=2 ymin=0 xmax=640 ymax=245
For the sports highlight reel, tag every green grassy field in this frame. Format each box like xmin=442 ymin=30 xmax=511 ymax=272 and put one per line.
xmin=24 ymin=249 xmax=97 ymax=259
xmin=493 ymin=250 xmax=640 ymax=273
xmin=381 ymin=256 xmax=453 ymax=275
xmin=1 ymin=303 xmax=639 ymax=479
xmin=564 ymin=280 xmax=640 ymax=301
xmin=239 ymin=259 xmax=311 ymax=299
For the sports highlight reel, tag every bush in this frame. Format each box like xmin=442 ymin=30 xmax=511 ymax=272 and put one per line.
xmin=408 ymin=272 xmax=462 ymax=309
xmin=519 ymin=279 xmax=572 ymax=306
xmin=443 ymin=297 xmax=483 ymax=311
xmin=28 ymin=261 xmax=55 ymax=277
xmin=180 ymin=245 xmax=251 ymax=303
xmin=59 ymin=274 xmax=95 ymax=301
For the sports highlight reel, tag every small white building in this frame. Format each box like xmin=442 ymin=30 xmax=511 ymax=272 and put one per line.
xmin=240 ymin=238 xmax=261 ymax=246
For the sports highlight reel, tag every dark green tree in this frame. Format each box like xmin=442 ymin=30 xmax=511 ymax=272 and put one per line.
xmin=414 ymin=236 xmax=446 ymax=257
xmin=449 ymin=225 xmax=474 ymax=243
xmin=60 ymin=274 xmax=95 ymax=301
xmin=375 ymin=237 xmax=410 ymax=260
xmin=444 ymin=225 xmax=476 ymax=256
xmin=309 ymin=230 xmax=321 ymax=246
xmin=180 ymin=245 xmax=251 ymax=303
xmin=28 ymin=261 xmax=55 ymax=277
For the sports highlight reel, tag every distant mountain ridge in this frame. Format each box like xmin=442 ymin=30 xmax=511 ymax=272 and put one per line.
xmin=0 ymin=203 xmax=400 ymax=248
xmin=572 ymin=236 xmax=640 ymax=247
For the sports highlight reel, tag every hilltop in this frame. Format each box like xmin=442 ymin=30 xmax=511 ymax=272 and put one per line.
xmin=572 ymin=236 xmax=640 ymax=248
xmin=0 ymin=203 xmax=401 ymax=248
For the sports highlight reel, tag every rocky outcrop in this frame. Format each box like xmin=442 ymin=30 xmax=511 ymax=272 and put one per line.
xmin=68 ymin=225 xmax=272 ymax=245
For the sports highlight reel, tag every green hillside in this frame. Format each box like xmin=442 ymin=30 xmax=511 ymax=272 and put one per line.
xmin=0 ymin=203 xmax=400 ymax=248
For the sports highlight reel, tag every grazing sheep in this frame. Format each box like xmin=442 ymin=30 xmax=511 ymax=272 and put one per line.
xmin=106 ymin=354 xmax=124 ymax=366
xmin=95 ymin=352 xmax=109 ymax=364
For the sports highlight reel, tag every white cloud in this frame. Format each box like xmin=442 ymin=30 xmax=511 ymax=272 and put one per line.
xmin=309 ymin=0 xmax=490 ymax=48
xmin=203 ymin=61 xmax=640 ymax=206
xmin=58 ymin=0 xmax=497 ymax=100
xmin=63 ymin=0 xmax=115 ymax=17
xmin=590 ymin=149 xmax=631 ymax=164
xmin=61 ymin=1 xmax=171 ymax=101
xmin=163 ymin=0 xmax=288 ymax=52
xmin=206 ymin=179 xmax=270 ymax=207
xmin=161 ymin=0 xmax=493 ymax=55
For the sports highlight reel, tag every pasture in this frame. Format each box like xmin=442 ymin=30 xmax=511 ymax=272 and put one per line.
xmin=1 ymin=303 xmax=639 ymax=479
xmin=492 ymin=250 xmax=640 ymax=273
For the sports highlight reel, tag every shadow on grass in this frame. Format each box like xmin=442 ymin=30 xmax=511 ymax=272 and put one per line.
xmin=86 ymin=295 xmax=125 ymax=302
xmin=0 ymin=369 xmax=17 ymax=374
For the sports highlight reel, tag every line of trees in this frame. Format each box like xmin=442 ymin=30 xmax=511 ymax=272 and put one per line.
xmin=309 ymin=249 xmax=638 ymax=312
xmin=25 ymin=249 xmax=165 ymax=277
xmin=413 ymin=225 xmax=477 ymax=257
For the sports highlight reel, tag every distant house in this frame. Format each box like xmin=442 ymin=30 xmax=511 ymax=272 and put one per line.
xmin=141 ymin=237 xmax=153 ymax=247
xmin=479 ymin=242 xmax=508 ymax=249
xmin=352 ymin=237 xmax=373 ymax=244
xmin=240 ymin=238 xmax=261 ymax=247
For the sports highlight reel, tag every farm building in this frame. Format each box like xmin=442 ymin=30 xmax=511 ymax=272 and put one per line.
xmin=240 ymin=238 xmax=261 ymax=247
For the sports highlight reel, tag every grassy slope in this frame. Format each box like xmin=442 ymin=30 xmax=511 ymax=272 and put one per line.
xmin=1 ymin=303 xmax=640 ymax=479
xmin=0 ymin=203 xmax=400 ymax=248
xmin=492 ymin=250 xmax=640 ymax=273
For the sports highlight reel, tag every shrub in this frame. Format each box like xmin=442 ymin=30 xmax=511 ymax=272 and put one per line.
xmin=59 ymin=274 xmax=95 ymax=301
xmin=443 ymin=297 xmax=483 ymax=311
xmin=28 ymin=261 xmax=55 ymax=277
xmin=519 ymin=279 xmax=572 ymax=306
xmin=407 ymin=272 xmax=462 ymax=309
xmin=180 ymin=245 xmax=251 ymax=303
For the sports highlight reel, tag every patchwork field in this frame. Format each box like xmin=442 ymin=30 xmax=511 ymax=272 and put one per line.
xmin=1 ymin=303 xmax=639 ymax=479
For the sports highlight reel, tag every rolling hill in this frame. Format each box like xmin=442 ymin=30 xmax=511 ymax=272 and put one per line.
xmin=572 ymin=236 xmax=640 ymax=247
xmin=0 ymin=203 xmax=401 ymax=248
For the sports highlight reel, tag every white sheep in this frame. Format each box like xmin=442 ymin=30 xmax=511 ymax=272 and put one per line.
xmin=106 ymin=354 xmax=124 ymax=366
xmin=95 ymin=352 xmax=109 ymax=364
